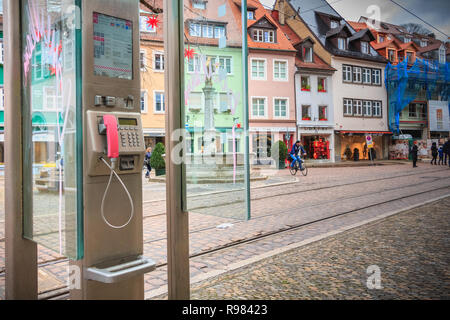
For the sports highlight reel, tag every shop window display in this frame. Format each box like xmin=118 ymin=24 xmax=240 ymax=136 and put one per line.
xmin=301 ymin=136 xmax=330 ymax=160
xmin=340 ymin=135 xmax=383 ymax=161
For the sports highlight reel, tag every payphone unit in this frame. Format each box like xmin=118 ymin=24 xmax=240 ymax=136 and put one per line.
xmin=70 ymin=0 xmax=155 ymax=300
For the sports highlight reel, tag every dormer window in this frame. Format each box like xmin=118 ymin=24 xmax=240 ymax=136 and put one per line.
xmin=304 ymin=47 xmax=313 ymax=62
xmin=253 ymin=29 xmax=275 ymax=43
xmin=248 ymin=11 xmax=255 ymax=20
xmin=338 ymin=37 xmax=346 ymax=50
xmin=330 ymin=20 xmax=339 ymax=29
xmin=404 ymin=36 xmax=411 ymax=43
xmin=420 ymin=39 xmax=428 ymax=47
xmin=361 ymin=41 xmax=369 ymax=54
xmin=388 ymin=49 xmax=396 ymax=63
xmin=379 ymin=35 xmax=385 ymax=43
xmin=406 ymin=51 xmax=414 ymax=63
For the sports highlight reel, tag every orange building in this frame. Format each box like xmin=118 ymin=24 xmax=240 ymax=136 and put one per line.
xmin=348 ymin=20 xmax=420 ymax=65
xmin=139 ymin=0 xmax=166 ymax=148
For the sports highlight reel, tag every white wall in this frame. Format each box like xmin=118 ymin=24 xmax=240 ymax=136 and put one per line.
xmin=332 ymin=57 xmax=388 ymax=132
xmin=295 ymin=73 xmax=334 ymax=126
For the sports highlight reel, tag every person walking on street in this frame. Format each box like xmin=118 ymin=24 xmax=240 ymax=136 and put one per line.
xmin=430 ymin=142 xmax=438 ymax=165
xmin=438 ymin=145 xmax=444 ymax=165
xmin=443 ymin=138 xmax=450 ymax=167
xmin=144 ymin=147 xmax=152 ymax=178
xmin=410 ymin=141 xmax=418 ymax=168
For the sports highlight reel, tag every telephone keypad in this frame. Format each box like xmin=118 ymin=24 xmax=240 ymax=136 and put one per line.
xmin=118 ymin=124 xmax=143 ymax=151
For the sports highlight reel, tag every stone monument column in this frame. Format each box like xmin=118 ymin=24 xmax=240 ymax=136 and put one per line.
xmin=202 ymin=75 xmax=216 ymax=156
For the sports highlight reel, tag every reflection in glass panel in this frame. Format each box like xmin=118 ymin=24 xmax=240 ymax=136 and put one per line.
xmin=22 ymin=0 xmax=81 ymax=259
xmin=183 ymin=0 xmax=249 ymax=220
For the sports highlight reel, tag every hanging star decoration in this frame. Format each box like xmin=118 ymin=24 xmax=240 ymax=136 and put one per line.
xmin=184 ymin=46 xmax=195 ymax=59
xmin=237 ymin=123 xmax=242 ymax=129
xmin=146 ymin=15 xmax=159 ymax=29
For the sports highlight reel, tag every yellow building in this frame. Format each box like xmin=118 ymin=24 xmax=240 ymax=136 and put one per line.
xmin=140 ymin=2 xmax=165 ymax=148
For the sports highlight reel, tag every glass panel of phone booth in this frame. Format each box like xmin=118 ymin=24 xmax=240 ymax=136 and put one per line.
xmin=21 ymin=0 xmax=82 ymax=259
xmin=182 ymin=0 xmax=249 ymax=220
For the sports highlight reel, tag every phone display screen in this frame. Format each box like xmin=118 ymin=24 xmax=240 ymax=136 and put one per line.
xmin=118 ymin=118 xmax=138 ymax=126
xmin=93 ymin=13 xmax=133 ymax=80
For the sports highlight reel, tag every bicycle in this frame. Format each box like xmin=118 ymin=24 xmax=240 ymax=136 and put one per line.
xmin=289 ymin=158 xmax=308 ymax=176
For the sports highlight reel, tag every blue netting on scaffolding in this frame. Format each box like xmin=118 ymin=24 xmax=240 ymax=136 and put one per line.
xmin=385 ymin=57 xmax=450 ymax=133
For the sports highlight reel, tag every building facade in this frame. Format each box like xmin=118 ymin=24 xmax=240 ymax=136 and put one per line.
xmin=275 ymin=0 xmax=390 ymax=161
xmin=278 ymin=21 xmax=336 ymax=162
xmin=353 ymin=17 xmax=449 ymax=141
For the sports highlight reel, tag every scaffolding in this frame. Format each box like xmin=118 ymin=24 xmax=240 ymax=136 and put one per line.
xmin=385 ymin=57 xmax=450 ymax=133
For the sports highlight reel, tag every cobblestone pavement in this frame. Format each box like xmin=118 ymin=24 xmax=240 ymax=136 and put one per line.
xmin=0 ymin=162 xmax=449 ymax=299
xmin=188 ymin=197 xmax=450 ymax=300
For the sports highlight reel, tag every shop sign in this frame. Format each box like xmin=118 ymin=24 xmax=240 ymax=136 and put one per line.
xmin=366 ymin=135 xmax=374 ymax=149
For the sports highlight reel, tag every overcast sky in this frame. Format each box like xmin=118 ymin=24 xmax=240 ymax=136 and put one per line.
xmin=260 ymin=0 xmax=449 ymax=41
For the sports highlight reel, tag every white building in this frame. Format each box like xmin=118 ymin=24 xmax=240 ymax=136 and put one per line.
xmin=293 ymin=37 xmax=336 ymax=162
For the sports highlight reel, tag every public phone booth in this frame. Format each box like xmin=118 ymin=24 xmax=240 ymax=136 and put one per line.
xmin=4 ymin=0 xmax=251 ymax=300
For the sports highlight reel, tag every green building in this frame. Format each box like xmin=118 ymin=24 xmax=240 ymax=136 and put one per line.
xmin=183 ymin=0 xmax=245 ymax=155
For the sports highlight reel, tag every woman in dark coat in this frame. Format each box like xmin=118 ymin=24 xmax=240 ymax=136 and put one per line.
xmin=430 ymin=142 xmax=438 ymax=165
xmin=410 ymin=142 xmax=418 ymax=168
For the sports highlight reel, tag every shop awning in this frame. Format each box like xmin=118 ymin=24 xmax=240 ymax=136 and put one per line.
xmin=337 ymin=131 xmax=393 ymax=135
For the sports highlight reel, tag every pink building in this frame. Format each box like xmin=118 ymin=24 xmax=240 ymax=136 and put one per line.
xmin=241 ymin=0 xmax=297 ymax=163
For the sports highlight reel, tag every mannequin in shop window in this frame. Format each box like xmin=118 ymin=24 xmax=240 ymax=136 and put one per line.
xmin=353 ymin=148 xmax=360 ymax=161
xmin=344 ymin=146 xmax=352 ymax=161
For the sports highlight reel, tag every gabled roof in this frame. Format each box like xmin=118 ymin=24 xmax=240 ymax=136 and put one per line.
xmin=278 ymin=19 xmax=335 ymax=72
xmin=371 ymin=39 xmax=402 ymax=50
xmin=248 ymin=15 xmax=277 ymax=29
xmin=325 ymin=24 xmax=352 ymax=38
xmin=358 ymin=16 xmax=410 ymax=35
xmin=398 ymin=41 xmax=420 ymax=52
xmin=233 ymin=1 xmax=295 ymax=52
xmin=300 ymin=36 xmax=316 ymax=45
xmin=348 ymin=28 xmax=376 ymax=43
xmin=348 ymin=21 xmax=369 ymax=32
xmin=418 ymin=41 xmax=445 ymax=54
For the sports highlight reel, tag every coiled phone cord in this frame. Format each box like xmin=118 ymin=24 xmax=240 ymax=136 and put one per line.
xmin=100 ymin=157 xmax=134 ymax=229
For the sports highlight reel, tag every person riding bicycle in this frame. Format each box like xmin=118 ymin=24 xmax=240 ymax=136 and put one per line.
xmin=290 ymin=140 xmax=307 ymax=170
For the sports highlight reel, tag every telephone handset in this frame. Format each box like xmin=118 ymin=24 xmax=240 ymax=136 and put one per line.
xmin=99 ymin=114 xmax=134 ymax=229
xmin=102 ymin=115 xmax=120 ymax=160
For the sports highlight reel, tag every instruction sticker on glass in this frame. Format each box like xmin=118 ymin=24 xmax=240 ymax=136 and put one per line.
xmin=93 ymin=13 xmax=133 ymax=79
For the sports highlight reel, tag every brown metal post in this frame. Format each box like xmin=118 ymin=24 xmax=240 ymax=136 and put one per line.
xmin=4 ymin=0 xmax=39 ymax=300
xmin=164 ymin=0 xmax=190 ymax=300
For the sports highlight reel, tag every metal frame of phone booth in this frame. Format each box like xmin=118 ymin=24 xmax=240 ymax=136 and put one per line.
xmin=4 ymin=0 xmax=39 ymax=300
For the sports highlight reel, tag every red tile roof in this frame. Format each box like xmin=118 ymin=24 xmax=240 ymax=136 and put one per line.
xmin=371 ymin=39 xmax=401 ymax=50
xmin=239 ymin=1 xmax=295 ymax=52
